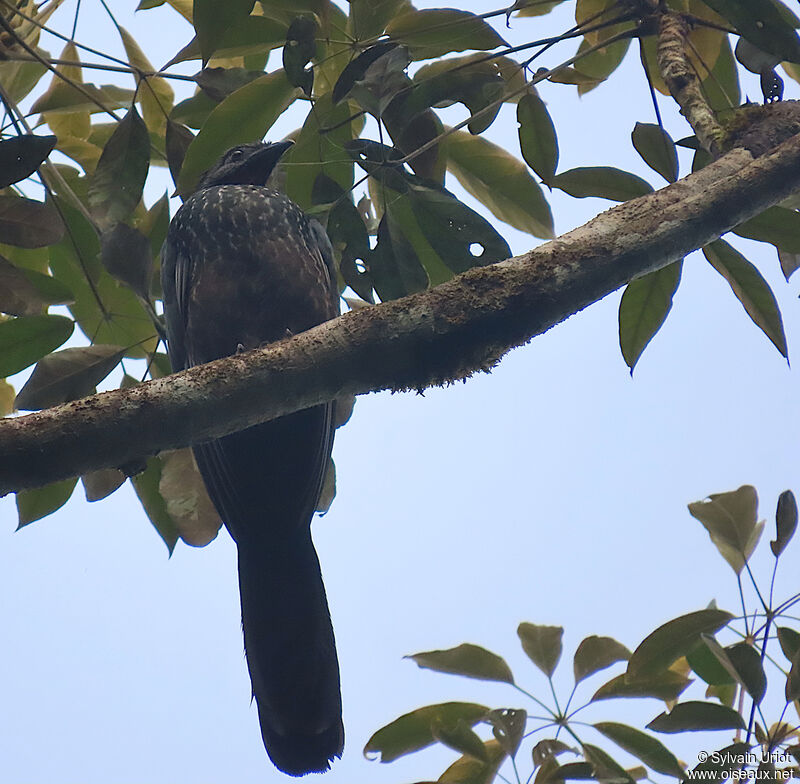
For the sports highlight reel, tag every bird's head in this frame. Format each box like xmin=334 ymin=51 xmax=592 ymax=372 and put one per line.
xmin=196 ymin=140 xmax=294 ymax=190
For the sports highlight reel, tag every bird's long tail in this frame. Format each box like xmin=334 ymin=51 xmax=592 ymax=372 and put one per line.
xmin=237 ymin=529 xmax=343 ymax=776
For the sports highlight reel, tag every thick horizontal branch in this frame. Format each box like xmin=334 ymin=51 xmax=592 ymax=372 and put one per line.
xmin=3 ymin=131 xmax=800 ymax=495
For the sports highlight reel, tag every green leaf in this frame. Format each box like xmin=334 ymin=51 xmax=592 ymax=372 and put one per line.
xmin=700 ymin=0 xmax=800 ymax=63
xmin=786 ymin=647 xmax=800 ymax=702
xmin=733 ymin=206 xmax=800 ymax=254
xmin=701 ymin=35 xmax=740 ymax=111
xmin=363 ymin=702 xmax=489 ymax=763
xmin=385 ymin=9 xmax=507 ymax=60
xmin=703 ymin=239 xmax=787 ymax=359
xmin=627 ymin=609 xmax=733 ymax=678
xmin=593 ymin=722 xmax=684 ymax=777
xmin=446 ymin=129 xmax=554 ymax=239
xmin=349 ymin=0 xmax=409 ymax=39
xmin=49 ymin=202 xmax=158 ymax=358
xmin=574 ymin=636 xmax=631 ymax=684
xmin=514 ymin=0 xmax=568 ymax=17
xmin=777 ymin=627 xmax=800 ymax=662
xmin=518 ymin=623 xmax=563 ymax=677
xmin=407 ymin=642 xmax=514 ymax=683
xmin=573 ymin=36 xmax=631 ymax=94
xmin=332 ymin=42 xmax=401 ymax=105
xmin=686 ymin=638 xmax=735 ymax=686
xmin=130 ymin=456 xmax=179 ymax=554
xmin=193 ymin=0 xmax=255 ymax=63
xmin=704 ymin=641 xmax=766 ymax=703
xmin=0 ymin=314 xmax=74 ymax=377
xmin=87 ymin=105 xmax=150 ymax=226
xmin=433 ymin=718 xmax=489 ymax=761
xmin=380 ymin=190 xmax=451 ymax=291
xmin=439 ymin=738 xmax=507 ymax=784
xmin=0 ymin=255 xmax=72 ymax=316
xmin=687 ymin=485 xmax=763 ymax=573
xmin=372 ymin=207 xmax=430 ymax=299
xmin=408 ymin=183 xmax=512 ymax=274
xmin=16 ymin=478 xmax=78 ymax=527
xmin=81 ymin=468 xmax=126 ymax=502
xmin=484 ymin=708 xmax=526 ymax=758
xmin=517 ymin=92 xmax=558 ymax=184
xmin=551 ymin=167 xmax=652 ymax=201
xmin=618 ymin=261 xmax=682 ymax=373
xmin=158 ymin=448 xmax=222 ymax=547
xmin=165 ymin=119 xmax=194 ymax=186
xmin=582 ymin=742 xmax=634 ymax=784
xmin=532 ymin=738 xmax=575 ymax=767
xmin=646 ymin=701 xmax=745 ymax=733
xmin=165 ymin=16 xmax=287 ymax=66
xmin=772 ymin=490 xmax=797 ymax=556
xmin=631 ymin=123 xmax=678 ymax=183
xmin=286 ymin=92 xmax=358 ymax=211
xmin=591 ymin=670 xmax=691 ymax=702
xmin=176 ymin=70 xmax=299 ymax=195
xmin=100 ymin=224 xmax=152 ymax=299
xmin=282 ymin=16 xmax=317 ymax=96
xmin=0 ymin=195 xmax=64 ymax=248
xmin=30 ymin=82 xmax=135 ymax=115
xmin=0 ymin=134 xmax=57 ymax=188
xmin=14 ymin=344 xmax=125 ymax=410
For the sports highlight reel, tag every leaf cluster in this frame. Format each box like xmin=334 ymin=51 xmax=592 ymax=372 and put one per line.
xmin=365 ymin=486 xmax=800 ymax=784
xmin=0 ymin=0 xmax=798 ymax=544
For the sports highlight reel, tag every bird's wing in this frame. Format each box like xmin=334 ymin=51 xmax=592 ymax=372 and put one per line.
xmin=160 ymin=232 xmax=191 ymax=371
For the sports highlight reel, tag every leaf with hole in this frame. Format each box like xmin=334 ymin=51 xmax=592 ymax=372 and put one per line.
xmin=283 ymin=16 xmax=317 ymax=95
xmin=408 ymin=183 xmax=511 ymax=274
xmin=485 ymin=708 xmax=526 ymax=758
xmin=700 ymin=0 xmax=800 ymax=63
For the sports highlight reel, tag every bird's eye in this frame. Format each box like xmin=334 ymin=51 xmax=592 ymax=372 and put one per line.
xmin=229 ymin=148 xmax=244 ymax=162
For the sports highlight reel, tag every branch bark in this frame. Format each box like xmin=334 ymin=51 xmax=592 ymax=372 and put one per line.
xmin=3 ymin=131 xmax=800 ymax=495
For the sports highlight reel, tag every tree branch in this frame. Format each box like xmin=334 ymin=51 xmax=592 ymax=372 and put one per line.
xmin=3 ymin=130 xmax=800 ymax=495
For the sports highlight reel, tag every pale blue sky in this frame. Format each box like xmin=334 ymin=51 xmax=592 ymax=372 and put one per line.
xmin=0 ymin=2 xmax=798 ymax=783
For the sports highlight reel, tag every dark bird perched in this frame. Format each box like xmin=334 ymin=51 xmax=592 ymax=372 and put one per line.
xmin=161 ymin=141 xmax=343 ymax=776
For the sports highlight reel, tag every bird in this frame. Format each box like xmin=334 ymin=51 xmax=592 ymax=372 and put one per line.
xmin=161 ymin=140 xmax=344 ymax=776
